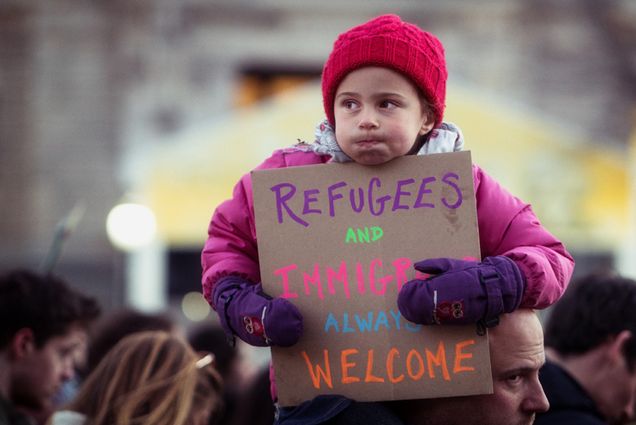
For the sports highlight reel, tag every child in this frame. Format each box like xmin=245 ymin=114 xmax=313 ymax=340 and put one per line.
xmin=201 ymin=13 xmax=574 ymax=423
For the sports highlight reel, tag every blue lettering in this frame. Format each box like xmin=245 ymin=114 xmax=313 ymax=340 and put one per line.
xmin=324 ymin=312 xmax=340 ymax=333
xmin=354 ymin=312 xmax=374 ymax=332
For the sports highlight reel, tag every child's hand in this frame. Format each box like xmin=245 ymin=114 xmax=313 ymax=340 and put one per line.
xmin=397 ymin=257 xmax=525 ymax=327
xmin=213 ymin=276 xmax=303 ymax=347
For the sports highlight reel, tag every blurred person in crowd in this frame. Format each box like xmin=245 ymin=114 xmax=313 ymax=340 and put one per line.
xmin=85 ymin=308 xmax=178 ymax=376
xmin=51 ymin=307 xmax=178 ymax=410
xmin=49 ymin=331 xmax=224 ymax=425
xmin=188 ymin=323 xmax=243 ymax=425
xmin=535 ymin=273 xmax=636 ymax=425
xmin=0 ymin=269 xmax=100 ymax=425
xmin=231 ymin=366 xmax=276 ymax=425
xmin=51 ymin=332 xmax=88 ymax=408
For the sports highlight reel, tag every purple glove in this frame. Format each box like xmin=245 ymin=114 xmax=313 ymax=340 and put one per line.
xmin=397 ymin=256 xmax=525 ymax=327
xmin=212 ymin=275 xmax=303 ymax=347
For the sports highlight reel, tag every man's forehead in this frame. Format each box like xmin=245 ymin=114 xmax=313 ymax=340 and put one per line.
xmin=490 ymin=310 xmax=545 ymax=372
xmin=45 ymin=326 xmax=87 ymax=350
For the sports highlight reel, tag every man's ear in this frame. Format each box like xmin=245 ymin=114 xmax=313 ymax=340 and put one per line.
xmin=608 ymin=330 xmax=632 ymax=363
xmin=10 ymin=328 xmax=36 ymax=359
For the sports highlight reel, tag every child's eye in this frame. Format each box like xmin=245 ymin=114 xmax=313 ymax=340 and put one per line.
xmin=379 ymin=100 xmax=399 ymax=109
xmin=341 ymin=100 xmax=359 ymax=110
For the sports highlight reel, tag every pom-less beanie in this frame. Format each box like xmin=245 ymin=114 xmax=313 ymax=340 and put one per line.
xmin=321 ymin=14 xmax=447 ymax=129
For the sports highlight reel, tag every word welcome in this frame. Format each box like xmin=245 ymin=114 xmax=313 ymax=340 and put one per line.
xmin=324 ymin=309 xmax=422 ymax=334
xmin=271 ymin=172 xmax=463 ymax=227
xmin=300 ymin=339 xmax=476 ymax=389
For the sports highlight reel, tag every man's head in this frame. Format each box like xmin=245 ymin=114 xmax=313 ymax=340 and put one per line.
xmin=544 ymin=273 xmax=636 ymax=423
xmin=397 ymin=309 xmax=549 ymax=425
xmin=0 ymin=269 xmax=100 ymax=410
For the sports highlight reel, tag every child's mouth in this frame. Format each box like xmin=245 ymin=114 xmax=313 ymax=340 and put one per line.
xmin=356 ymin=140 xmax=380 ymax=147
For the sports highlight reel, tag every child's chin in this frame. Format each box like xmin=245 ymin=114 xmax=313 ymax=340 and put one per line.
xmin=355 ymin=155 xmax=394 ymax=166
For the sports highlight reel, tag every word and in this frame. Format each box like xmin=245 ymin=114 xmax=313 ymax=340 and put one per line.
xmin=345 ymin=226 xmax=384 ymax=243
xmin=271 ymin=172 xmax=463 ymax=227
xmin=300 ymin=339 xmax=476 ymax=389
xmin=323 ymin=309 xmax=421 ymax=334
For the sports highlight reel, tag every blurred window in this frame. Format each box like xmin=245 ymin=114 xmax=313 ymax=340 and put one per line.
xmin=234 ymin=66 xmax=320 ymax=108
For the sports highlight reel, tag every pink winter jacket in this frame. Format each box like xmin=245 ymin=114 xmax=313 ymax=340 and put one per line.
xmin=202 ymin=147 xmax=574 ymax=310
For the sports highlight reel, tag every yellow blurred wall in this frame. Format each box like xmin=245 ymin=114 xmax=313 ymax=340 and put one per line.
xmin=142 ymin=82 xmax=629 ymax=257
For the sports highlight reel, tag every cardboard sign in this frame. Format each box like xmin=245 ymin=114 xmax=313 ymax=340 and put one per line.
xmin=252 ymin=151 xmax=491 ymax=406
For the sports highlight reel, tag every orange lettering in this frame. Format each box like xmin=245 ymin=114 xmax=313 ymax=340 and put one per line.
xmin=341 ymin=349 xmax=360 ymax=384
xmin=364 ymin=349 xmax=384 ymax=383
xmin=426 ymin=341 xmax=450 ymax=381
xmin=406 ymin=349 xmax=425 ymax=380
xmin=387 ymin=347 xmax=404 ymax=383
xmin=301 ymin=350 xmax=333 ymax=389
xmin=454 ymin=339 xmax=476 ymax=373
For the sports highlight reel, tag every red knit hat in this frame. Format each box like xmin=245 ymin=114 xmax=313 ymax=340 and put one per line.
xmin=322 ymin=14 xmax=447 ymax=129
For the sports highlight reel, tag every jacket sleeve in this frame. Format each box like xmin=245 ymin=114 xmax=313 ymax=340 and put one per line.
xmin=201 ymin=171 xmax=259 ymax=307
xmin=200 ymin=148 xmax=326 ymax=307
xmin=473 ymin=165 xmax=575 ymax=309
xmin=201 ymin=151 xmax=295 ymax=307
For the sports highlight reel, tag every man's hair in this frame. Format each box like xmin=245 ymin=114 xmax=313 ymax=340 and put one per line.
xmin=544 ymin=272 xmax=636 ymax=368
xmin=0 ymin=269 xmax=101 ymax=349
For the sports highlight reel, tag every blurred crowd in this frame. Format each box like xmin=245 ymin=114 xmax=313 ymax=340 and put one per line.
xmin=0 ymin=269 xmax=274 ymax=425
xmin=2 ymin=268 xmax=636 ymax=425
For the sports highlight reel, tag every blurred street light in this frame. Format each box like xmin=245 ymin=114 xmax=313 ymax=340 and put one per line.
xmin=106 ymin=202 xmax=157 ymax=251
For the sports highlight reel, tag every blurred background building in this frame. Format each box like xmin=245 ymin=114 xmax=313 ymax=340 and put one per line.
xmin=1 ymin=0 xmax=635 ymax=325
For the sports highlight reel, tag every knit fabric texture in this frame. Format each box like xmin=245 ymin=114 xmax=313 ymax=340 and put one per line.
xmin=321 ymin=14 xmax=448 ymax=129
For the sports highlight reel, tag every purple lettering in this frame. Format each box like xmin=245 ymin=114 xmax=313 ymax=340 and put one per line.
xmin=302 ymin=188 xmax=322 ymax=215
xmin=349 ymin=187 xmax=365 ymax=213
xmin=392 ymin=178 xmax=415 ymax=211
xmin=369 ymin=177 xmax=391 ymax=216
xmin=441 ymin=172 xmax=463 ymax=209
xmin=271 ymin=182 xmax=309 ymax=227
xmin=327 ymin=181 xmax=347 ymax=217
xmin=414 ymin=176 xmax=436 ymax=209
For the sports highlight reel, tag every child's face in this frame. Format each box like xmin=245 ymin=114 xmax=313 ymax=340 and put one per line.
xmin=334 ymin=66 xmax=434 ymax=165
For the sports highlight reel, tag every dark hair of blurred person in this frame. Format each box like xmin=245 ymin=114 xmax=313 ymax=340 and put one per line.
xmin=49 ymin=331 xmax=223 ymax=425
xmin=536 ymin=272 xmax=636 ymax=425
xmin=544 ymin=273 xmax=636 ymax=361
xmin=188 ymin=323 xmax=241 ymax=425
xmin=0 ymin=269 xmax=100 ymax=425
xmin=232 ymin=366 xmax=275 ymax=425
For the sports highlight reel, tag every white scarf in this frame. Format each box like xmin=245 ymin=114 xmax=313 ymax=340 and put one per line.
xmin=310 ymin=120 xmax=464 ymax=163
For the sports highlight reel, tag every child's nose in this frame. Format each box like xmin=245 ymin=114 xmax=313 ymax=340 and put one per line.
xmin=358 ymin=109 xmax=379 ymax=130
